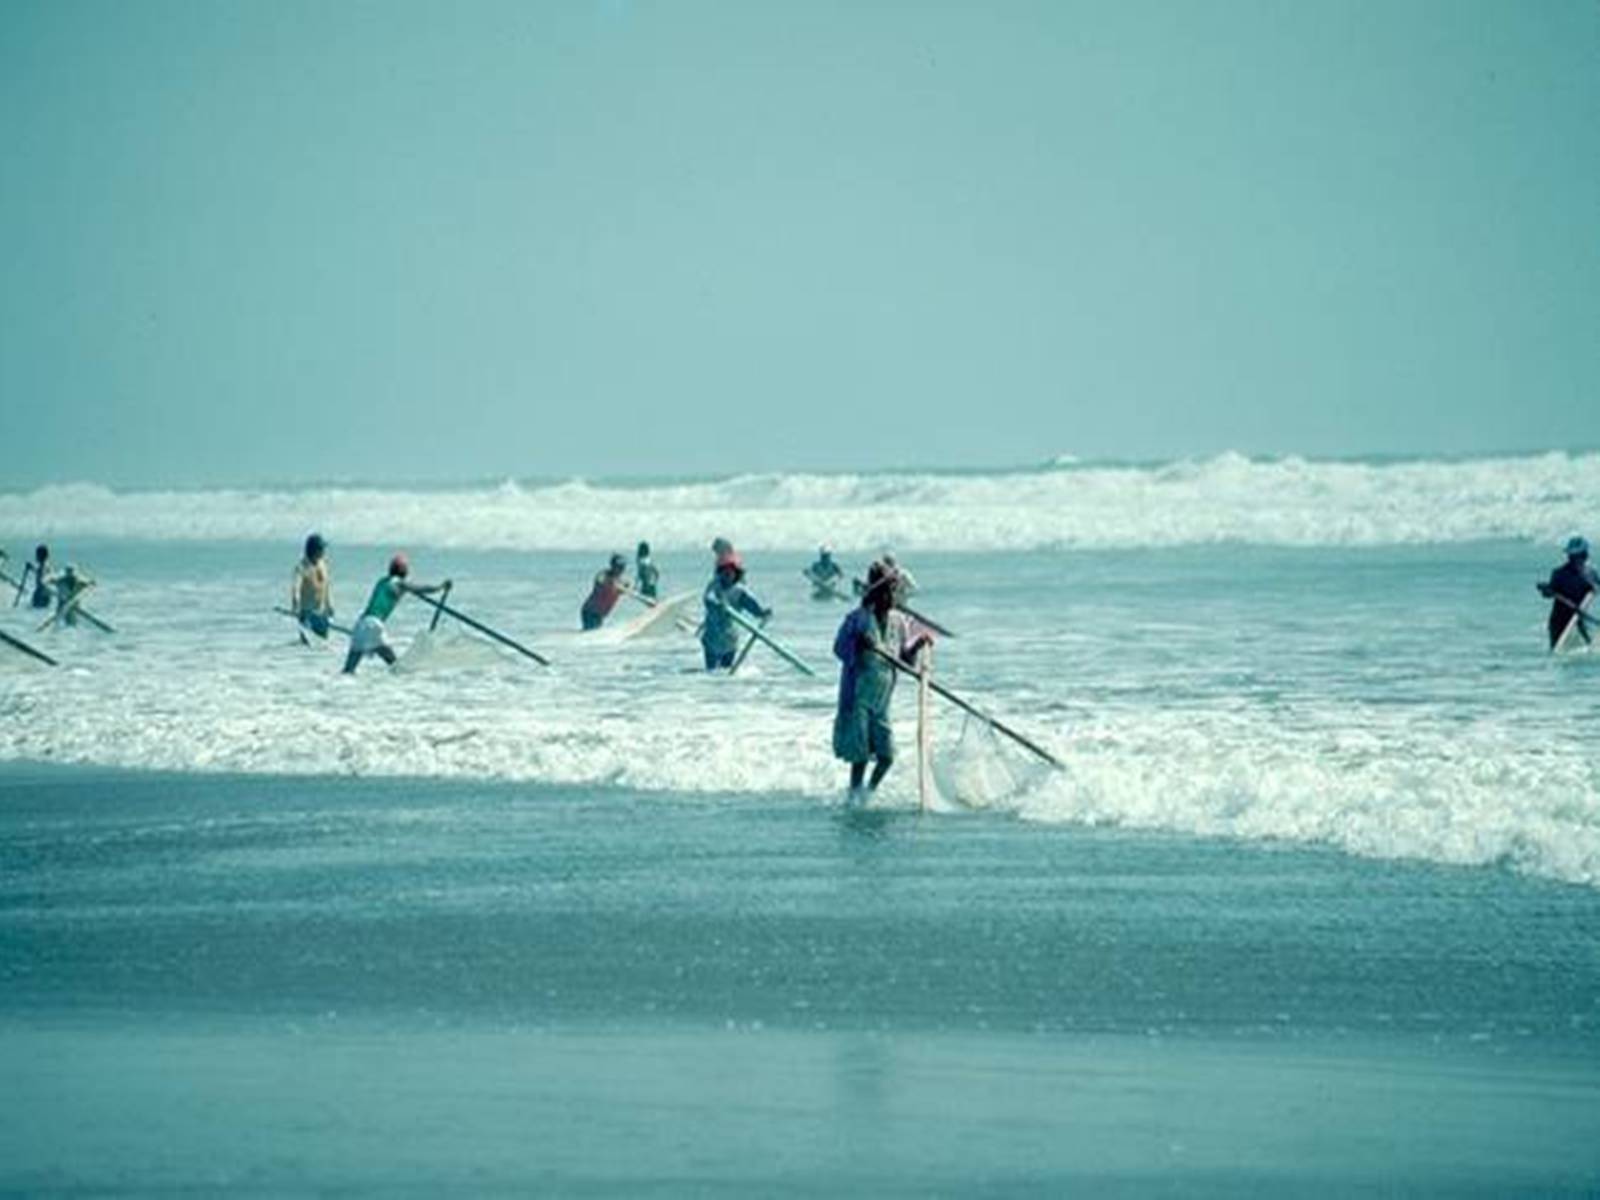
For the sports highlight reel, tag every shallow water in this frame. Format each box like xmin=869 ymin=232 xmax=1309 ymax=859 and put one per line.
xmin=2 ymin=536 xmax=1597 ymax=890
xmin=2 ymin=768 xmax=1597 ymax=1194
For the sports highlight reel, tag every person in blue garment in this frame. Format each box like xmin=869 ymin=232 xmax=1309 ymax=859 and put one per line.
xmin=700 ymin=550 xmax=771 ymax=670
xmin=832 ymin=562 xmax=933 ymax=796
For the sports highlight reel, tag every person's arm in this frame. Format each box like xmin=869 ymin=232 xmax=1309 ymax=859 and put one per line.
xmin=736 ymin=586 xmax=771 ymax=621
xmin=1538 ymin=568 xmax=1558 ymax=598
xmin=401 ymin=578 xmax=452 ymax=598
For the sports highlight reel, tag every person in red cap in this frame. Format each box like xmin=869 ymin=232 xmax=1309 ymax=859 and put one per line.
xmin=700 ymin=548 xmax=771 ymax=670
xmin=832 ymin=561 xmax=933 ymax=795
xmin=342 ymin=553 xmax=451 ymax=674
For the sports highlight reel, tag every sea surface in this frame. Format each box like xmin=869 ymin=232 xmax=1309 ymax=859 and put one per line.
xmin=2 ymin=453 xmax=1599 ymax=1193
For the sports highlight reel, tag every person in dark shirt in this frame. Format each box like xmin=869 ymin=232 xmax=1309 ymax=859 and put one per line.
xmin=635 ymin=542 xmax=659 ymax=601
xmin=1538 ymin=535 xmax=1600 ymax=649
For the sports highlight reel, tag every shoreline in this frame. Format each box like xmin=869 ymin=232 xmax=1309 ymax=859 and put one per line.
xmin=3 ymin=765 xmax=1597 ymax=1193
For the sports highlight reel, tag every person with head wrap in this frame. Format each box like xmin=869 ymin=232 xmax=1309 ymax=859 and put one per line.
xmin=832 ymin=561 xmax=934 ymax=795
xmin=700 ymin=550 xmax=771 ymax=670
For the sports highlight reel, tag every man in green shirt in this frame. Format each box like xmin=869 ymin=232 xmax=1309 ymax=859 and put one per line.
xmin=342 ymin=553 xmax=450 ymax=674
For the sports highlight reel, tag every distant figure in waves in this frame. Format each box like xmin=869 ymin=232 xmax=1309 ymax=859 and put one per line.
xmin=1538 ymin=535 xmax=1600 ymax=649
xmin=19 ymin=543 xmax=55 ymax=609
xmin=53 ymin=563 xmax=93 ymax=626
xmin=580 ymin=553 xmax=632 ymax=630
xmin=804 ymin=544 xmax=844 ymax=599
xmin=832 ymin=561 xmax=934 ymax=797
xmin=291 ymin=532 xmax=334 ymax=643
xmin=343 ymin=554 xmax=450 ymax=674
xmin=854 ymin=550 xmax=917 ymax=600
xmin=701 ymin=550 xmax=771 ymax=670
xmin=635 ymin=541 xmax=659 ymax=601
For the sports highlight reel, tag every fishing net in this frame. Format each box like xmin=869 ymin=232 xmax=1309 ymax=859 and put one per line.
xmin=396 ymin=628 xmax=507 ymax=672
xmin=931 ymin=714 xmax=1054 ymax=810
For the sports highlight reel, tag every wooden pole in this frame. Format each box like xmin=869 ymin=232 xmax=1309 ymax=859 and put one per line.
xmin=0 ymin=627 xmax=58 ymax=666
xmin=869 ymin=646 xmax=1061 ymax=768
xmin=850 ymin=577 xmax=955 ymax=637
xmin=37 ymin=580 xmax=95 ymax=633
xmin=408 ymin=592 xmax=551 ymax=666
xmin=712 ymin=597 xmax=815 ymax=676
xmin=429 ymin=581 xmax=453 ymax=632
xmin=917 ymin=642 xmax=932 ymax=811
xmin=274 ymin=606 xmax=355 ymax=638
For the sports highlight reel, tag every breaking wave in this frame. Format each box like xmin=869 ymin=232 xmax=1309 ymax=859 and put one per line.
xmin=2 ymin=450 xmax=1596 ymax=551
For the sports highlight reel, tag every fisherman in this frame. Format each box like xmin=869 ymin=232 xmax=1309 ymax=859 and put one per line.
xmin=19 ymin=544 xmax=55 ymax=609
xmin=804 ymin=544 xmax=844 ymax=599
xmin=580 ymin=553 xmax=631 ymax=630
xmin=881 ymin=551 xmax=918 ymax=597
xmin=635 ymin=541 xmax=660 ymax=601
xmin=701 ymin=550 xmax=771 ymax=670
xmin=854 ymin=551 xmax=918 ymax=600
xmin=1538 ymin=535 xmax=1600 ymax=649
xmin=832 ymin=562 xmax=933 ymax=796
xmin=53 ymin=564 xmax=93 ymax=627
xmin=342 ymin=554 xmax=450 ymax=674
xmin=291 ymin=533 xmax=334 ymax=642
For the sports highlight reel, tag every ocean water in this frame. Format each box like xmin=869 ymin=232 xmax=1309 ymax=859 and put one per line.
xmin=3 ymin=454 xmax=1599 ymax=1192
xmin=3 ymin=455 xmax=1600 ymax=889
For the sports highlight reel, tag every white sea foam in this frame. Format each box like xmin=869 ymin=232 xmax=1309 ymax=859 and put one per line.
xmin=3 ymin=450 xmax=1597 ymax=551
xmin=2 ymin=531 xmax=1597 ymax=893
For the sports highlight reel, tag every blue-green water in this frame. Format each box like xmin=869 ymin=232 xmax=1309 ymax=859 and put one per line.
xmin=1 ymin=767 xmax=1597 ymax=1195
xmin=3 ymin=505 xmax=1600 ymax=1191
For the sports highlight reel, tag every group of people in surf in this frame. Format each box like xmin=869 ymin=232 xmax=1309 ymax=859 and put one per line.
xmin=285 ymin=532 xmax=929 ymax=795
xmin=0 ymin=544 xmax=95 ymax=626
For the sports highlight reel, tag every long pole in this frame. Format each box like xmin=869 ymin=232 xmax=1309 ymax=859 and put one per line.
xmin=408 ymin=592 xmax=551 ymax=666
xmin=37 ymin=580 xmax=96 ymax=633
xmin=868 ymin=646 xmax=1061 ymax=768
xmin=917 ymin=642 xmax=932 ymax=811
xmin=850 ymin=578 xmax=955 ymax=637
xmin=0 ymin=627 xmax=58 ymax=666
xmin=429 ymin=581 xmax=453 ymax=632
xmin=274 ymin=606 xmax=355 ymax=638
xmin=712 ymin=597 xmax=815 ymax=676
xmin=728 ymin=623 xmax=762 ymax=674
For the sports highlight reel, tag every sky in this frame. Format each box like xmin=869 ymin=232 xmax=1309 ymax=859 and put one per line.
xmin=1 ymin=0 xmax=1595 ymax=488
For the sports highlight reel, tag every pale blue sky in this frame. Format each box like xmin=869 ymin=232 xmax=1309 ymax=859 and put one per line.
xmin=1 ymin=0 xmax=1595 ymax=487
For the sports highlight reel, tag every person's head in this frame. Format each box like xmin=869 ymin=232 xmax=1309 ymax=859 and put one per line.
xmin=882 ymin=550 xmax=899 ymax=568
xmin=388 ymin=553 xmax=410 ymax=579
xmin=608 ymin=552 xmax=627 ymax=576
xmin=304 ymin=532 xmax=326 ymax=562
xmin=863 ymin=561 xmax=897 ymax=614
xmin=819 ymin=543 xmax=833 ymax=560
xmin=1568 ymin=536 xmax=1590 ymax=561
xmin=34 ymin=544 xmax=49 ymax=564
xmin=711 ymin=536 xmax=732 ymax=558
xmin=637 ymin=541 xmax=651 ymax=559
xmin=716 ymin=550 xmax=744 ymax=583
